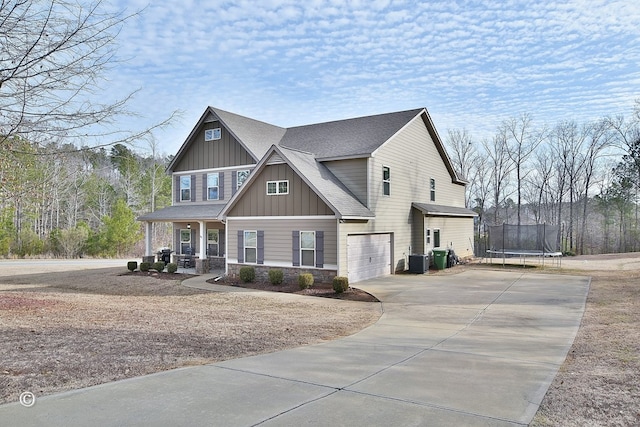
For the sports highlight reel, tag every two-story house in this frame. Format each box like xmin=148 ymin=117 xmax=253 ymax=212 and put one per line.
xmin=138 ymin=106 xmax=476 ymax=283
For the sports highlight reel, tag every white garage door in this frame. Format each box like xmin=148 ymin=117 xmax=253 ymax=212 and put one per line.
xmin=347 ymin=234 xmax=392 ymax=283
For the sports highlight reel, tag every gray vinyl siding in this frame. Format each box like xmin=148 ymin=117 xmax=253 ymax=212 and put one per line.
xmin=227 ymin=218 xmax=337 ymax=266
xmin=227 ymin=163 xmax=335 ymax=217
xmin=336 ymin=115 xmax=470 ymax=275
xmin=173 ymin=121 xmax=255 ymax=172
xmin=323 ymin=158 xmax=368 ymax=205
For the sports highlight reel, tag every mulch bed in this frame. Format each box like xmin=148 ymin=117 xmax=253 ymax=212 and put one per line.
xmin=207 ymin=277 xmax=380 ymax=302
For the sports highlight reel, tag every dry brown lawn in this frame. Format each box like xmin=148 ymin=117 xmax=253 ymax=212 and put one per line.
xmin=1 ymin=255 xmax=639 ymax=426
xmin=0 ymin=267 xmax=381 ymax=405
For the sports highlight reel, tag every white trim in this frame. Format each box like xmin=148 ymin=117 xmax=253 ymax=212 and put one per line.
xmin=172 ymin=164 xmax=256 ymax=175
xmin=266 ymin=180 xmax=289 ymax=195
xmin=229 ymin=215 xmax=336 ymax=221
xmin=299 ymin=230 xmax=316 ymax=267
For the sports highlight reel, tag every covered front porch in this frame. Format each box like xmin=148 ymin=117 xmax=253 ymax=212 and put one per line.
xmin=138 ymin=204 xmax=226 ymax=274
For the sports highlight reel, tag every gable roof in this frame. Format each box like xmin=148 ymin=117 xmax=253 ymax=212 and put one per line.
xmin=168 ymin=107 xmax=286 ymax=172
xmin=278 ymin=108 xmax=424 ymax=160
xmin=221 ymin=145 xmax=374 ymax=220
xmin=168 ymin=106 xmax=465 ymax=185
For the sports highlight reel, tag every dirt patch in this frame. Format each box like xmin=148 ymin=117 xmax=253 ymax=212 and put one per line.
xmin=0 ymin=268 xmax=381 ymax=405
xmin=210 ymin=276 xmax=379 ymax=302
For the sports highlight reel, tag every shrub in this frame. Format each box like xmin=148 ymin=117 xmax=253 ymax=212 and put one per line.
xmin=127 ymin=261 xmax=138 ymax=272
xmin=152 ymin=261 xmax=165 ymax=272
xmin=332 ymin=276 xmax=349 ymax=293
xmin=166 ymin=263 xmax=178 ymax=274
xmin=140 ymin=262 xmax=151 ymax=272
xmin=239 ymin=266 xmax=255 ymax=283
xmin=298 ymin=273 xmax=314 ymax=289
xmin=268 ymin=269 xmax=284 ymax=285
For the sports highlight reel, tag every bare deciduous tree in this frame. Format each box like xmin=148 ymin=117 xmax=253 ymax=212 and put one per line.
xmin=0 ymin=0 xmax=173 ymax=152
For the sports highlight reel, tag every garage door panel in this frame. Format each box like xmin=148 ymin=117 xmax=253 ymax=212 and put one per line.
xmin=347 ymin=234 xmax=391 ymax=283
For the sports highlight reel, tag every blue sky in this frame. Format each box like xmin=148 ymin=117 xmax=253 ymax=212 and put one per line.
xmin=107 ymin=0 xmax=640 ymax=155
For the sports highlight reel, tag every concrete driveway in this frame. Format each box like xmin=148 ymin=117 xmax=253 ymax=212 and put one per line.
xmin=0 ymin=269 xmax=590 ymax=426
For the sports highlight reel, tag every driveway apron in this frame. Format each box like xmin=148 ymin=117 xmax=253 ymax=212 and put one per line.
xmin=0 ymin=270 xmax=590 ymax=426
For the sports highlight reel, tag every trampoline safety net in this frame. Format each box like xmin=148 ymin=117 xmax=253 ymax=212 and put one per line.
xmin=488 ymin=224 xmax=560 ymax=254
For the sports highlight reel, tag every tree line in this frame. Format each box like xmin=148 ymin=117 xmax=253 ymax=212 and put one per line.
xmin=446 ymin=101 xmax=640 ymax=255
xmin=0 ymin=139 xmax=172 ymax=257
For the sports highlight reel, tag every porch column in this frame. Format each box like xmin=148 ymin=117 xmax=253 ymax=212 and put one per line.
xmin=145 ymin=222 xmax=153 ymax=256
xmin=199 ymin=221 xmax=206 ymax=259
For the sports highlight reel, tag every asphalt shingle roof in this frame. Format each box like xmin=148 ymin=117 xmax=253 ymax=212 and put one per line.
xmin=412 ymin=202 xmax=477 ymax=217
xmin=138 ymin=204 xmax=224 ymax=222
xmin=278 ymin=109 xmax=424 ymax=159
xmin=278 ymin=146 xmax=374 ymax=218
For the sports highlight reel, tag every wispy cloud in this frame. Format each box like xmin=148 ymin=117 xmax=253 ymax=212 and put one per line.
xmin=107 ymin=0 xmax=640 ymax=154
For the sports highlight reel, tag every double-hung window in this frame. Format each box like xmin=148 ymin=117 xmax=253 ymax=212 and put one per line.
xmin=430 ymin=178 xmax=436 ymax=202
xmin=244 ymin=231 xmax=257 ymax=263
xmin=207 ymin=173 xmax=219 ymax=200
xmin=207 ymin=229 xmax=219 ymax=256
xmin=180 ymin=176 xmax=191 ymax=201
xmin=300 ymin=231 xmax=315 ymax=267
xmin=382 ymin=166 xmax=390 ymax=196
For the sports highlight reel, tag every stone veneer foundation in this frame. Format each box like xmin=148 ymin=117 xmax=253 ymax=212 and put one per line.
xmin=227 ymin=264 xmax=337 ymax=284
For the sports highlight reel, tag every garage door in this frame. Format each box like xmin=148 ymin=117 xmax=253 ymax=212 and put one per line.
xmin=347 ymin=234 xmax=392 ymax=283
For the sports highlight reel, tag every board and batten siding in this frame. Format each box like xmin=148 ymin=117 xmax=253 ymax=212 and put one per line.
xmin=173 ymin=121 xmax=255 ymax=172
xmin=323 ymin=158 xmax=368 ymax=205
xmin=227 ymin=163 xmax=335 ymax=217
xmin=226 ymin=217 xmax=337 ymax=268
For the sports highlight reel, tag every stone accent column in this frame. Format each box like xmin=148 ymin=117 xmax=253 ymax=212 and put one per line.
xmin=142 ymin=255 xmax=155 ymax=264
xmin=195 ymin=258 xmax=209 ymax=274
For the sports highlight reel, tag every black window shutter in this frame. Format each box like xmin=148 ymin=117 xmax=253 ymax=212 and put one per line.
xmin=315 ymin=231 xmax=324 ymax=268
xmin=219 ymin=172 xmax=224 ymax=200
xmin=231 ymin=172 xmax=237 ymax=196
xmin=191 ymin=229 xmax=197 ymax=254
xmin=237 ymin=230 xmax=244 ymax=263
xmin=202 ymin=173 xmax=207 ymax=201
xmin=292 ymin=231 xmax=300 ymax=266
xmin=257 ymin=230 xmax=264 ymax=264
xmin=175 ymin=176 xmax=180 ymax=203
xmin=219 ymin=229 xmax=225 ymax=257
xmin=190 ymin=174 xmax=196 ymax=202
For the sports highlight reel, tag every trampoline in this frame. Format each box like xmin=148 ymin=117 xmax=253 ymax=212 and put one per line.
xmin=485 ymin=224 xmax=562 ymax=267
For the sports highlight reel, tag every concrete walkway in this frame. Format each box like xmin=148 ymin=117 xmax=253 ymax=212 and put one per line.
xmin=0 ymin=269 xmax=590 ymax=426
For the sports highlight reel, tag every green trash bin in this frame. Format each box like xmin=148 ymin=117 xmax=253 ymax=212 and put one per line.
xmin=432 ymin=249 xmax=448 ymax=270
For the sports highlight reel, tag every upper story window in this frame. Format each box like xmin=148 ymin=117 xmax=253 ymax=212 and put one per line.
xmin=205 ymin=128 xmax=221 ymax=141
xmin=430 ymin=178 xmax=436 ymax=202
xmin=382 ymin=166 xmax=390 ymax=196
xmin=267 ymin=180 xmax=288 ymax=195
xmin=207 ymin=173 xmax=219 ymax=200
xmin=237 ymin=170 xmax=250 ymax=189
xmin=180 ymin=176 xmax=191 ymax=201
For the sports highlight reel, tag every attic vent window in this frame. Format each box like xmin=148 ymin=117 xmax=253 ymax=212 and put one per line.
xmin=267 ymin=180 xmax=288 ymax=195
xmin=205 ymin=128 xmax=221 ymax=141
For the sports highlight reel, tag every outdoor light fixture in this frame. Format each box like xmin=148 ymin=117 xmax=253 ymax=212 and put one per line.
xmin=187 ymin=223 xmax=191 ymax=229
